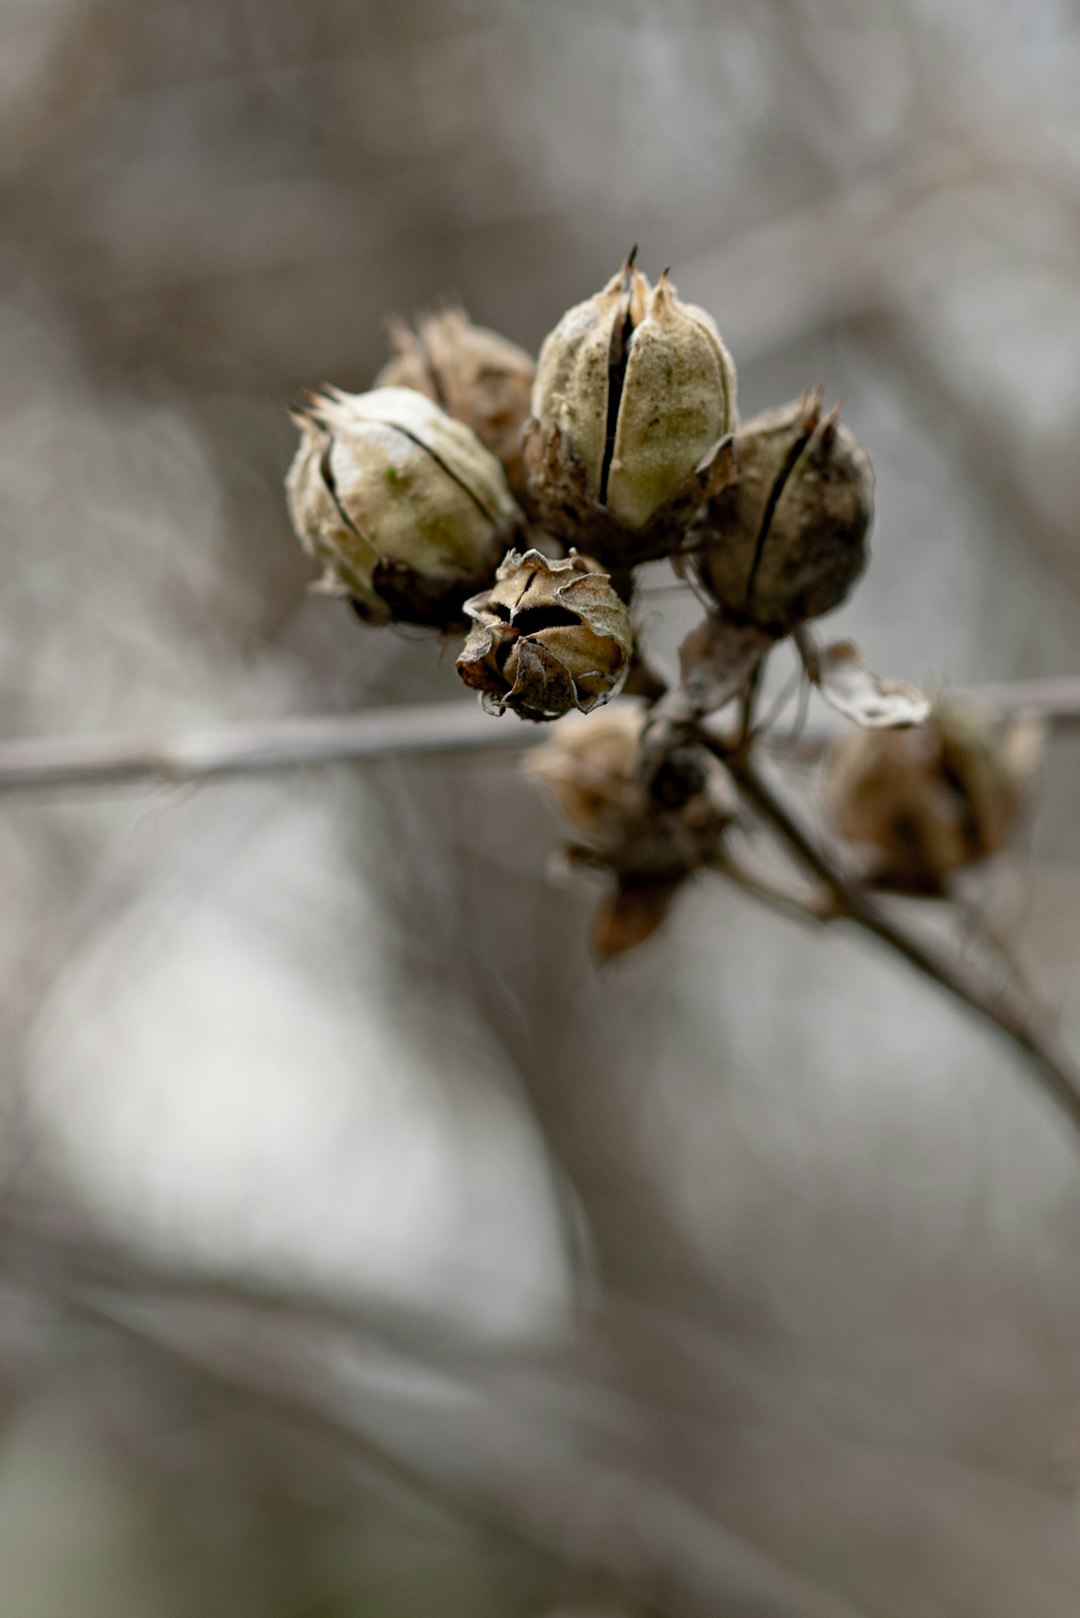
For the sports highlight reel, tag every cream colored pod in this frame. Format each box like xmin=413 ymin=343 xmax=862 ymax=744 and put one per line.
xmin=527 ymin=257 xmax=737 ymax=559
xmin=286 ymin=386 xmax=520 ymax=627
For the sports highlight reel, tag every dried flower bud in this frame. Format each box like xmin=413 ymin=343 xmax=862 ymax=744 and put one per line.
xmin=527 ymin=701 xmax=650 ymax=854
xmin=375 ymin=307 xmax=535 ymax=498
xmin=456 ymin=549 xmax=632 ymax=722
xmin=526 ymin=256 xmax=737 ymax=561
xmin=824 ymin=702 xmax=1031 ymax=895
xmin=692 ymin=389 xmax=874 ymax=634
xmin=527 ymin=701 xmax=733 ymax=958
xmin=286 ymin=386 xmax=520 ymax=627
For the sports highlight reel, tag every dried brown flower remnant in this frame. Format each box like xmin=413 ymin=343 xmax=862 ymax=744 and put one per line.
xmin=376 ymin=307 xmax=535 ymax=498
xmin=824 ymin=702 xmax=1031 ymax=895
xmin=286 ymin=386 xmax=519 ymax=627
xmin=693 ymin=389 xmax=874 ymax=634
xmin=457 ymin=550 xmax=632 ymax=722
xmin=528 ymin=701 xmax=650 ymax=853
xmin=527 ymin=254 xmax=737 ymax=561
xmin=527 ymin=702 xmax=733 ymax=957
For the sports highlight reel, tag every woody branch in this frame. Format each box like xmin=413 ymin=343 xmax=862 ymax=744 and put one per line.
xmin=0 ymin=675 xmax=1078 ymax=796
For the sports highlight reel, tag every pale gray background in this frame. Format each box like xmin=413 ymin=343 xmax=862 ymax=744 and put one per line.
xmin=2 ymin=1 xmax=1080 ymax=1614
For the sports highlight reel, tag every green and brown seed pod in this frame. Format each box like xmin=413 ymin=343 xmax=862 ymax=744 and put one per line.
xmin=692 ymin=389 xmax=874 ymax=634
xmin=286 ymin=386 xmax=520 ymax=628
xmin=456 ymin=549 xmax=633 ymax=722
xmin=526 ymin=255 xmax=737 ymax=562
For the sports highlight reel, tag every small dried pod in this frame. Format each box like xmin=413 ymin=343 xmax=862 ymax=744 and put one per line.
xmin=526 ymin=255 xmax=737 ymax=563
xmin=457 ymin=549 xmax=632 ymax=722
xmin=527 ymin=700 xmax=733 ymax=957
xmin=824 ymin=701 xmax=1032 ymax=896
xmin=375 ymin=306 xmax=535 ymax=498
xmin=286 ymin=386 xmax=520 ymax=628
xmin=527 ymin=701 xmax=651 ymax=856
xmin=692 ymin=389 xmax=874 ymax=634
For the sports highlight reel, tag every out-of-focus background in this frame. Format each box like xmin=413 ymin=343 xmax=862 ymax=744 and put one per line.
xmin=4 ymin=1 xmax=1080 ymax=1613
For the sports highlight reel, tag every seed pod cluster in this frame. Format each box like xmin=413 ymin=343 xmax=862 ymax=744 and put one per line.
xmin=286 ymin=386 xmax=520 ymax=627
xmin=284 ymin=272 xmax=886 ymax=746
xmin=456 ymin=549 xmax=632 ymax=722
xmin=280 ymin=268 xmax=987 ymax=965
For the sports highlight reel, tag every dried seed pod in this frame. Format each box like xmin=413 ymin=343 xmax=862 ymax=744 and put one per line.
xmin=528 ymin=700 xmax=729 ymax=870
xmin=692 ymin=389 xmax=874 ymax=634
xmin=286 ymin=386 xmax=520 ymax=627
xmin=527 ymin=701 xmax=651 ymax=855
xmin=527 ymin=701 xmax=733 ymax=957
xmin=456 ymin=549 xmax=632 ymax=722
xmin=526 ymin=255 xmax=737 ymax=561
xmin=375 ymin=307 xmax=535 ymax=497
xmin=824 ymin=702 xmax=1030 ymax=895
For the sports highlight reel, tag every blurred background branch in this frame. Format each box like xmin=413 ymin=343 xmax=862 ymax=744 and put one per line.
xmin=1 ymin=675 xmax=1079 ymax=793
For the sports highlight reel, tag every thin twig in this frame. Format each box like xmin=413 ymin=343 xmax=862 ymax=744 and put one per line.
xmin=55 ymin=1283 xmax=547 ymax=1557
xmin=738 ymin=654 xmax=767 ymax=746
xmin=711 ymin=745 xmax=1080 ymax=1142
xmin=1 ymin=676 xmax=1080 ymax=797
xmin=708 ymin=850 xmax=834 ymax=926
xmin=0 ymin=702 xmax=524 ymax=794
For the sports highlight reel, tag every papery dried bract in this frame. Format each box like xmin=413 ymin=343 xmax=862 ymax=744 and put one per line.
xmin=811 ymin=640 xmax=930 ymax=729
xmin=376 ymin=307 xmax=535 ymax=497
xmin=673 ymin=613 xmax=778 ymax=720
xmin=825 ymin=700 xmax=1035 ymax=895
xmin=693 ymin=390 xmax=873 ymax=633
xmin=456 ymin=549 xmax=632 ymax=722
xmin=286 ymin=386 xmax=519 ymax=626
xmin=592 ymin=877 xmax=682 ymax=962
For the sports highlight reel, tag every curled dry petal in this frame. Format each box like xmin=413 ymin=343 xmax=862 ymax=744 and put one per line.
xmin=456 ymin=549 xmax=633 ymax=722
xmin=811 ymin=640 xmax=930 ymax=729
xmin=592 ymin=876 xmax=682 ymax=963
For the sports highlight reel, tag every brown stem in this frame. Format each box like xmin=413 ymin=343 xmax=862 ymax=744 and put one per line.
xmin=709 ymin=850 xmax=835 ymax=926
xmin=704 ymin=740 xmax=1080 ymax=1142
xmin=623 ymin=644 xmax=671 ymax=704
xmin=738 ymin=654 xmax=767 ymax=745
